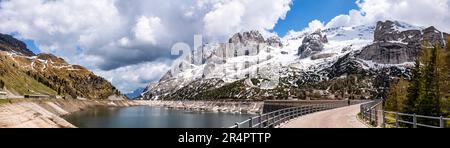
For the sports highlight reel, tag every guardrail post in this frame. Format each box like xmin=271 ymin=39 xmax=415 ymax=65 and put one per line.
xmin=276 ymin=111 xmax=279 ymax=125
xmin=382 ymin=110 xmax=386 ymax=128
xmin=289 ymin=108 xmax=295 ymax=120
xmin=268 ymin=113 xmax=275 ymax=128
xmin=258 ymin=113 xmax=262 ymax=128
xmin=286 ymin=108 xmax=289 ymax=121
xmin=249 ymin=117 xmax=253 ymax=128
xmin=275 ymin=111 xmax=279 ymax=126
xmin=301 ymin=107 xmax=304 ymax=116
xmin=284 ymin=109 xmax=287 ymax=122
xmin=362 ymin=108 xmax=365 ymax=121
xmin=395 ymin=112 xmax=399 ymax=128
xmin=272 ymin=112 xmax=276 ymax=128
xmin=413 ymin=114 xmax=417 ymax=128
xmin=361 ymin=105 xmax=364 ymax=120
xmin=440 ymin=116 xmax=444 ymax=128
xmin=375 ymin=109 xmax=378 ymax=127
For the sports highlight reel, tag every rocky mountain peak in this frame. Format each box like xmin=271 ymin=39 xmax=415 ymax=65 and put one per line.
xmin=374 ymin=20 xmax=420 ymax=43
xmin=229 ymin=30 xmax=265 ymax=44
xmin=0 ymin=33 xmax=35 ymax=56
xmin=374 ymin=20 xmax=397 ymax=41
xmin=358 ymin=20 xmax=448 ymax=65
xmin=266 ymin=36 xmax=283 ymax=48
xmin=422 ymin=26 xmax=447 ymax=47
xmin=298 ymin=30 xmax=328 ymax=58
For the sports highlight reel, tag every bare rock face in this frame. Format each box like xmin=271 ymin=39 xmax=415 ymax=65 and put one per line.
xmin=422 ymin=26 xmax=447 ymax=47
xmin=0 ymin=33 xmax=35 ymax=56
xmin=358 ymin=42 xmax=419 ymax=64
xmin=298 ymin=30 xmax=328 ymax=58
xmin=266 ymin=36 xmax=283 ymax=48
xmin=358 ymin=20 xmax=448 ymax=64
xmin=229 ymin=31 xmax=265 ymax=45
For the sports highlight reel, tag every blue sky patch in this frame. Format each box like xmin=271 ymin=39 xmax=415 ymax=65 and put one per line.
xmin=273 ymin=0 xmax=358 ymax=36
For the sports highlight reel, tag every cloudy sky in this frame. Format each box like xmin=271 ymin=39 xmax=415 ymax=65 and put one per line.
xmin=1 ymin=0 xmax=449 ymax=93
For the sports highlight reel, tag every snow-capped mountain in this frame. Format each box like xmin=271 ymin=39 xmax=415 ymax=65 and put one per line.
xmin=142 ymin=20 xmax=449 ymax=101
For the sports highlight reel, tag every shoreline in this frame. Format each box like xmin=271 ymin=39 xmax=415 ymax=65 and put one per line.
xmin=135 ymin=100 xmax=263 ymax=115
xmin=0 ymin=99 xmax=145 ymax=128
xmin=0 ymin=99 xmax=263 ymax=128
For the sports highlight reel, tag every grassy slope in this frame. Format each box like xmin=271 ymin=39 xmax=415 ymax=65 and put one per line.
xmin=0 ymin=54 xmax=56 ymax=95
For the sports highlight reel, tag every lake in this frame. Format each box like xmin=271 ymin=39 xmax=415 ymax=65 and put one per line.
xmin=64 ymin=106 xmax=252 ymax=128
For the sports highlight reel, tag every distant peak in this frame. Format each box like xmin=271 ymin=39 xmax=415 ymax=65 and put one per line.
xmin=229 ymin=30 xmax=265 ymax=44
xmin=0 ymin=33 xmax=35 ymax=56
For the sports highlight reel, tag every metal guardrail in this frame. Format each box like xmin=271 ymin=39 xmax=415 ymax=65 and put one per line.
xmin=360 ymin=100 xmax=450 ymax=128
xmin=230 ymin=101 xmax=355 ymax=128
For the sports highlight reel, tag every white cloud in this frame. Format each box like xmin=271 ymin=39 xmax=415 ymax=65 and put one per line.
xmin=325 ymin=10 xmax=365 ymax=28
xmin=282 ymin=19 xmax=325 ymax=40
xmin=305 ymin=20 xmax=325 ymax=32
xmin=204 ymin=1 xmax=245 ymax=39
xmin=133 ymin=16 xmax=164 ymax=45
xmin=325 ymin=0 xmax=450 ymax=32
xmin=0 ymin=0 xmax=123 ymax=57
xmin=204 ymin=0 xmax=292 ymax=40
xmin=0 ymin=0 xmax=292 ymax=92
xmin=96 ymin=60 xmax=172 ymax=93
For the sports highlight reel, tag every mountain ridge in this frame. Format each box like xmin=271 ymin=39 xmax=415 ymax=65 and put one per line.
xmin=0 ymin=34 xmax=125 ymax=100
xmin=142 ymin=20 xmax=449 ymax=101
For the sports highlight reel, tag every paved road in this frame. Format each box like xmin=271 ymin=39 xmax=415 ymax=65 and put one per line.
xmin=281 ymin=104 xmax=367 ymax=128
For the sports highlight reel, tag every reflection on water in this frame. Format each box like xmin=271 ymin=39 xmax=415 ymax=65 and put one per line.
xmin=64 ymin=106 xmax=252 ymax=128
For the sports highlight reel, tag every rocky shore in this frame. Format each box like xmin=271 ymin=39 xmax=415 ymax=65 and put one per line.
xmin=0 ymin=99 xmax=263 ymax=128
xmin=136 ymin=100 xmax=264 ymax=115
xmin=0 ymin=99 xmax=142 ymax=128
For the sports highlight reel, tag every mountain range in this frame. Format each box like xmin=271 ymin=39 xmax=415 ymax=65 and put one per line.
xmin=0 ymin=33 xmax=125 ymax=100
xmin=1 ymin=20 xmax=448 ymax=101
xmin=141 ymin=20 xmax=449 ymax=101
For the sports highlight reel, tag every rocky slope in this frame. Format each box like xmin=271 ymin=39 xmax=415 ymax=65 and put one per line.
xmin=142 ymin=20 xmax=449 ymax=101
xmin=0 ymin=33 xmax=124 ymax=100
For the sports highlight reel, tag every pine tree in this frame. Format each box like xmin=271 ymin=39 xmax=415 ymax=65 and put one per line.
xmin=385 ymin=78 xmax=408 ymax=112
xmin=443 ymin=38 xmax=450 ymax=117
xmin=438 ymin=40 xmax=450 ymax=117
xmin=416 ymin=46 xmax=442 ymax=126
xmin=404 ymin=59 xmax=423 ymax=114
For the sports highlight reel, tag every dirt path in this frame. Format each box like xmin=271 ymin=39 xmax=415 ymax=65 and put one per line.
xmin=281 ymin=104 xmax=367 ymax=128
